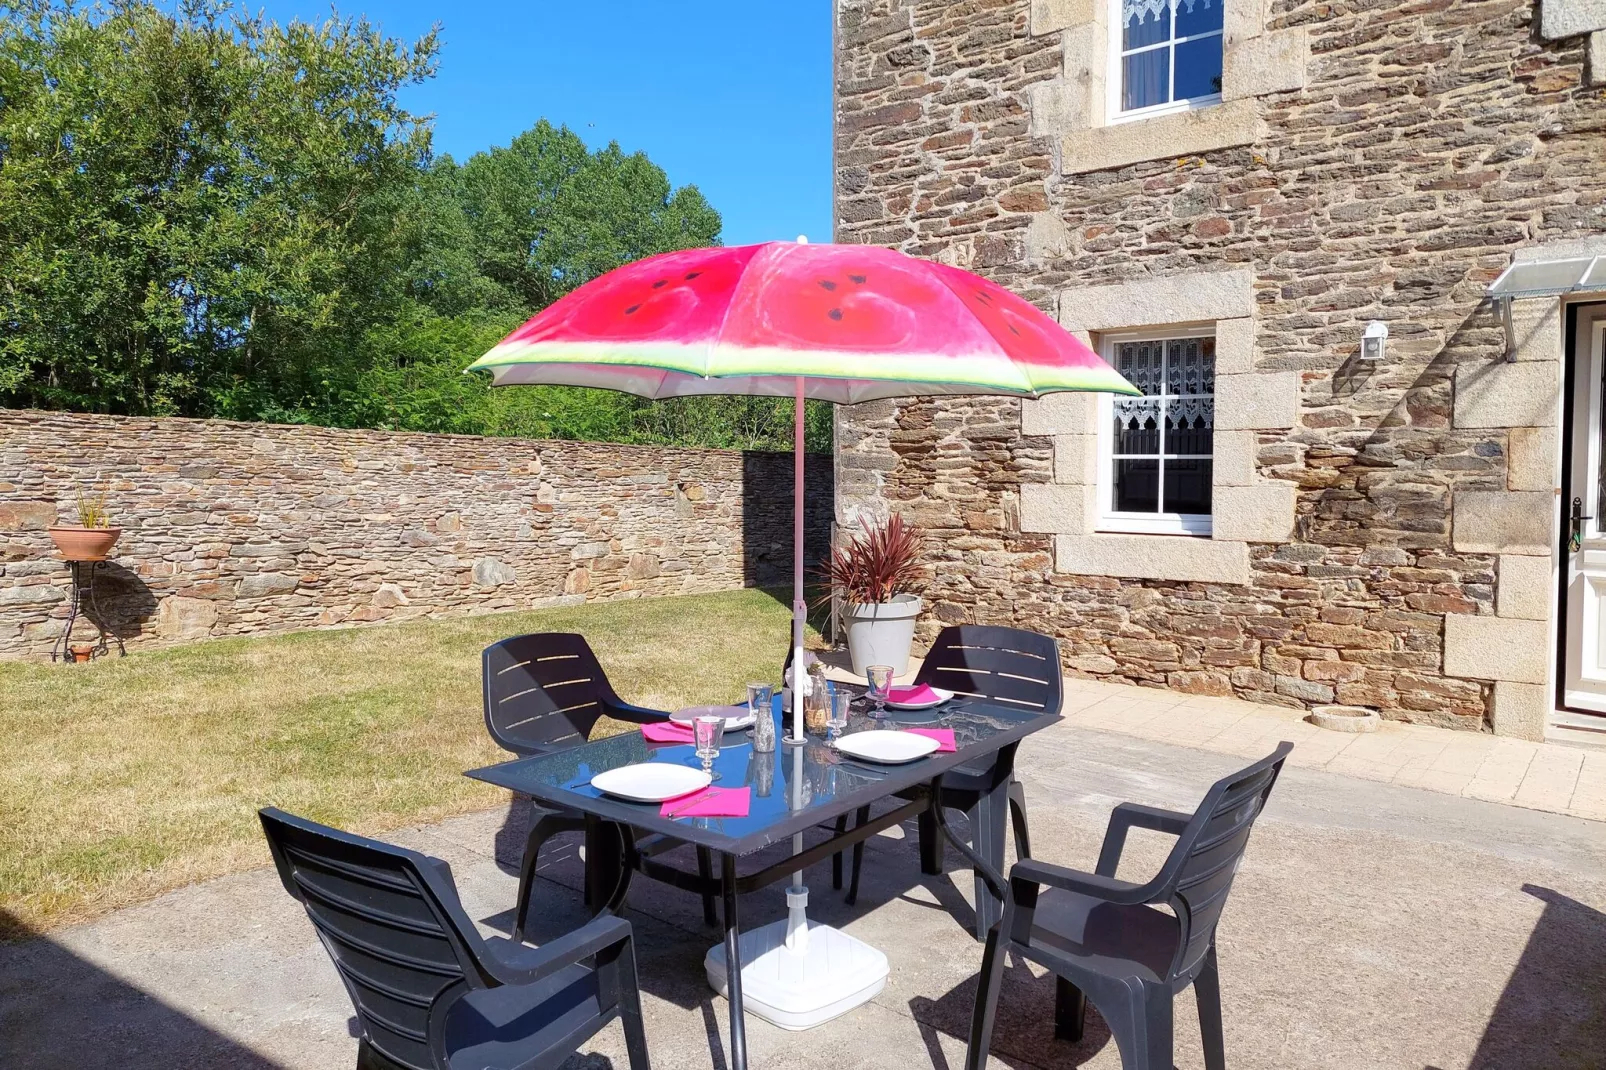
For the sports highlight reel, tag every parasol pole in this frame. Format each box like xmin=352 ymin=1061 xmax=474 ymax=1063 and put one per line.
xmin=785 ymin=374 xmax=810 ymax=954
xmin=790 ymin=374 xmax=808 ymax=746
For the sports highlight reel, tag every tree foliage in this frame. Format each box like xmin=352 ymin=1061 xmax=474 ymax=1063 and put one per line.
xmin=0 ymin=0 xmax=831 ymax=451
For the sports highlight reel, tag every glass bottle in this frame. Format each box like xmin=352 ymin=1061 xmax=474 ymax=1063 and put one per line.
xmin=804 ymin=661 xmax=829 ymax=734
xmin=751 ymin=687 xmax=777 ymax=753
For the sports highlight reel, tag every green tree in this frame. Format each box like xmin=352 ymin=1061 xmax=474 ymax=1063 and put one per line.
xmin=0 ymin=0 xmax=438 ymax=416
xmin=0 ymin=0 xmax=831 ymax=451
xmin=452 ymin=120 xmax=722 ymax=313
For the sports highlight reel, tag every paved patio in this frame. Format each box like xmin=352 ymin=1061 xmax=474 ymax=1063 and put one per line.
xmin=2 ymin=721 xmax=1602 ymax=1070
xmin=1054 ymin=677 xmax=1606 ymax=822
xmin=812 ymin=662 xmax=1606 ymax=823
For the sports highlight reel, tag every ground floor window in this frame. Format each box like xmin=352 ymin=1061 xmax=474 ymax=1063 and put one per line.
xmin=1099 ymin=330 xmax=1215 ymax=535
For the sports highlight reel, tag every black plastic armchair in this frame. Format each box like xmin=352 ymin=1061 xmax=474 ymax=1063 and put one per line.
xmin=965 ymin=742 xmax=1292 ymax=1070
xmin=817 ymin=626 xmax=1059 ymax=917
xmin=260 ymin=807 xmax=650 ymax=1070
xmin=484 ymin=633 xmax=704 ymax=940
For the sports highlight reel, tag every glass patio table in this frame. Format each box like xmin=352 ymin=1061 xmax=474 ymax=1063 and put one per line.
xmin=465 ymin=694 xmax=1060 ymax=1070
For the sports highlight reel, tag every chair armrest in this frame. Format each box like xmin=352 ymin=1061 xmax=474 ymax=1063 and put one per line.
xmin=1010 ymin=858 xmax=1150 ymax=907
xmin=603 ymin=700 xmax=671 ymax=725
xmin=1095 ymin=802 xmax=1192 ymax=878
xmin=478 ymin=914 xmax=635 ymax=988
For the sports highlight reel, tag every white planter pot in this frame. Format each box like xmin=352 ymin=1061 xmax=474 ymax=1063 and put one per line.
xmin=842 ymin=594 xmax=923 ymax=676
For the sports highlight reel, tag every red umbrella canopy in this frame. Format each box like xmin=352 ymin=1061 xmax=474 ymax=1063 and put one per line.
xmin=469 ymin=242 xmax=1137 ymax=403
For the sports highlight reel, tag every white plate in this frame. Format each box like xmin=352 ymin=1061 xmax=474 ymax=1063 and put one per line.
xmin=591 ymin=763 xmax=712 ymax=803
xmin=885 ymin=686 xmax=955 ymax=710
xmin=672 ymin=704 xmax=757 ymax=732
xmin=834 ymin=730 xmax=941 ymax=765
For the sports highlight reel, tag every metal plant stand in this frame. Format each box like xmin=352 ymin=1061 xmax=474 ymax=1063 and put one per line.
xmin=51 ymin=560 xmax=125 ymax=662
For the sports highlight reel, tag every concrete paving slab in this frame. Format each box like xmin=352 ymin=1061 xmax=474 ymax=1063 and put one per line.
xmin=1 ymin=727 xmax=1602 ymax=1070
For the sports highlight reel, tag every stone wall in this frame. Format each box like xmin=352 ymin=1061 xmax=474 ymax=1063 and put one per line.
xmin=0 ymin=409 xmax=831 ymax=659
xmin=834 ymin=0 xmax=1606 ymax=735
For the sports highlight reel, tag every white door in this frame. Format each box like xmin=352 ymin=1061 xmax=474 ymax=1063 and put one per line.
xmin=1564 ymin=308 xmax=1606 ymax=713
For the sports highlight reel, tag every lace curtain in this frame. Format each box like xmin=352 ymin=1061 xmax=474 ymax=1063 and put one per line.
xmin=1112 ymin=337 xmax=1215 ymax=439
xmin=1123 ymin=0 xmax=1214 ymax=28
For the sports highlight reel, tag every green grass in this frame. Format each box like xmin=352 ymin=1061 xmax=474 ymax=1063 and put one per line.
xmin=0 ymin=587 xmax=815 ymax=939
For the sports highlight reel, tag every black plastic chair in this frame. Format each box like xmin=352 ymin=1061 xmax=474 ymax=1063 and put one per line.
xmin=484 ymin=633 xmax=712 ymax=940
xmin=260 ymin=807 xmax=650 ymax=1070
xmin=965 ymin=742 xmax=1293 ymax=1070
xmin=811 ymin=626 xmax=1058 ymax=910
xmin=902 ymin=625 xmax=1059 ymax=874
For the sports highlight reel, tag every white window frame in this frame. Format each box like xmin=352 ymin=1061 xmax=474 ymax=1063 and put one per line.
xmin=1097 ymin=325 xmax=1216 ymax=537
xmin=1106 ymin=0 xmax=1225 ymax=125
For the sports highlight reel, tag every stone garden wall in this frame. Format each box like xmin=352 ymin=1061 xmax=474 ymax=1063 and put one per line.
xmin=833 ymin=0 xmax=1606 ymax=736
xmin=0 ymin=409 xmax=831 ymax=659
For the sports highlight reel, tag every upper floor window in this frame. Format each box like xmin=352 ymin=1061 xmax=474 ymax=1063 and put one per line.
xmin=1112 ymin=0 xmax=1224 ymax=120
xmin=1098 ymin=331 xmax=1216 ymax=535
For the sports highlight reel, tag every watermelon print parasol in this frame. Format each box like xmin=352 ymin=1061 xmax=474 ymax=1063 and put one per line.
xmin=469 ymin=240 xmax=1135 ymax=1043
xmin=469 ymin=241 xmax=1137 ymax=401
xmin=470 ymin=240 xmax=1134 ymax=742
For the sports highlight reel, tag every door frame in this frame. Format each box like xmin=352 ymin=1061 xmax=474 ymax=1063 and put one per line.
xmin=1557 ymin=301 xmax=1606 ymax=715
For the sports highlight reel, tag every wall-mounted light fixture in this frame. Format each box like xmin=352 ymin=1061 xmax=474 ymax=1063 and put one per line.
xmin=1360 ymin=320 xmax=1388 ymax=362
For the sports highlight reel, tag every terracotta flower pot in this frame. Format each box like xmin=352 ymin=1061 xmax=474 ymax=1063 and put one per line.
xmin=68 ymin=645 xmax=95 ymax=664
xmin=48 ymin=526 xmax=121 ymax=562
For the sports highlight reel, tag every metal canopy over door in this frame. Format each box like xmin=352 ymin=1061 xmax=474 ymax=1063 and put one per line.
xmin=1563 ymin=306 xmax=1606 ymax=713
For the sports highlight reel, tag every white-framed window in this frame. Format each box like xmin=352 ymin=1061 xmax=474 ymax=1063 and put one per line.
xmin=1108 ymin=0 xmax=1224 ymax=122
xmin=1097 ymin=328 xmax=1216 ymax=536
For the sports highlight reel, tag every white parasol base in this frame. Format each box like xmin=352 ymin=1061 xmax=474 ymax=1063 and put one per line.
xmin=704 ymin=917 xmax=888 ymax=1031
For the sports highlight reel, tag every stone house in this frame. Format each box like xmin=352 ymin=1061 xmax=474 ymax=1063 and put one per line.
xmin=832 ymin=0 xmax=1606 ymax=740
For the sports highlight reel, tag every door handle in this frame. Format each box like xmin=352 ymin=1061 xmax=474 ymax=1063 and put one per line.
xmin=1570 ymin=496 xmax=1593 ymax=553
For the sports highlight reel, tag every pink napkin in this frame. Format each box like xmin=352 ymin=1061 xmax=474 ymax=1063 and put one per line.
xmin=660 ymin=786 xmax=751 ymax=818
xmin=641 ymin=721 xmax=696 ymax=744
xmin=906 ymin=727 xmax=956 ymax=753
xmin=888 ymin=683 xmax=943 ymax=705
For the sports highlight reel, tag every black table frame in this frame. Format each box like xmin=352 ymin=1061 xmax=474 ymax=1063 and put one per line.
xmin=467 ymin=704 xmax=1058 ymax=1070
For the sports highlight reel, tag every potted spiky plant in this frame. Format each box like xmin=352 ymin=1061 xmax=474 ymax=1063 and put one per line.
xmin=821 ymin=514 xmax=927 ymax=675
xmin=48 ymin=487 xmax=121 ymax=562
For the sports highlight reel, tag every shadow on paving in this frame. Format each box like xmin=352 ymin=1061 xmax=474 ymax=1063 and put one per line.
xmin=909 ymin=962 xmax=1115 ymax=1070
xmin=0 ymin=909 xmax=285 ymax=1070
xmin=487 ymin=797 xmax=995 ymax=1007
xmin=1431 ymin=884 xmax=1606 ymax=1070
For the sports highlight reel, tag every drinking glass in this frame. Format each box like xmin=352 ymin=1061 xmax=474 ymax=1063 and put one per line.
xmin=827 ymin=689 xmax=853 ymax=740
xmin=866 ymin=664 xmax=894 ymax=716
xmin=694 ymin=715 xmax=723 ymax=761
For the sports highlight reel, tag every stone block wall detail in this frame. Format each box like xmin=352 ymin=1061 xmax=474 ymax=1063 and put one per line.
xmin=1023 ymin=268 xmax=1297 ymax=585
xmin=0 ymin=410 xmax=831 ymax=659
xmin=834 ymin=0 xmax=1606 ymax=737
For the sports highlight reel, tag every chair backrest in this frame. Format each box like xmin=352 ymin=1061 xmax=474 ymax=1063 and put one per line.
xmin=914 ymin=625 xmax=1063 ymax=715
xmin=483 ymin=633 xmax=620 ymax=756
xmin=260 ymin=808 xmax=485 ymax=1070
xmin=1158 ymin=743 xmax=1291 ymax=984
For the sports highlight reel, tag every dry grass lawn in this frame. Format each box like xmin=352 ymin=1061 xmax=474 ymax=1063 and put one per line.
xmin=1 ymin=587 xmax=812 ymax=939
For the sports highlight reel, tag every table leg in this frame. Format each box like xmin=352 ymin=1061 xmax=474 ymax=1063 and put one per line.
xmin=967 ymin=779 xmax=1010 ymax=941
xmin=585 ymin=817 xmax=633 ymax=917
xmin=927 ymin=778 xmax=1008 ymax=941
xmin=721 ymin=853 xmax=747 ymax=1070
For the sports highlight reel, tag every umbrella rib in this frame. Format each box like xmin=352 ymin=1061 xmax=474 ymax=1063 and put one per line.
xmin=923 ymin=268 xmax=1037 ymax=395
xmin=706 ymin=241 xmax=776 ymax=378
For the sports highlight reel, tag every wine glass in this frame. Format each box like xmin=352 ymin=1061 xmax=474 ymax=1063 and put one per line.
xmin=866 ymin=664 xmax=894 ymax=717
xmin=694 ymin=715 xmax=723 ymax=781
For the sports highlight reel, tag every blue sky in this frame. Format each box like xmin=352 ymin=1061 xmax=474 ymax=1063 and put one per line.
xmin=261 ymin=1 xmax=833 ymax=247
